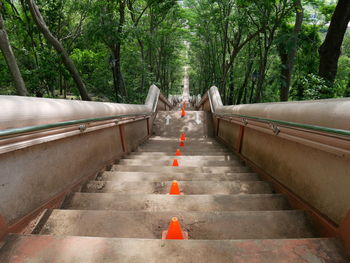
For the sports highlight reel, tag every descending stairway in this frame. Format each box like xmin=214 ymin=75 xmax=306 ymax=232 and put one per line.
xmin=0 ymin=111 xmax=348 ymax=262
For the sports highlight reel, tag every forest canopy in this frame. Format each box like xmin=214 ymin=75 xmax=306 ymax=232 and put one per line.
xmin=0 ymin=0 xmax=350 ymax=104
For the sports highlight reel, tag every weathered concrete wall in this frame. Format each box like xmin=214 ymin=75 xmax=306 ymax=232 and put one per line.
xmin=124 ymin=119 xmax=149 ymax=152
xmin=216 ymin=116 xmax=350 ymax=225
xmin=0 ymin=126 xmax=123 ymax=224
xmin=217 ymin=120 xmax=239 ymax=150
xmin=201 ymin=86 xmax=350 ymax=225
xmin=0 ymin=85 xmax=171 ymax=237
xmin=241 ymin=126 xmax=350 ymax=224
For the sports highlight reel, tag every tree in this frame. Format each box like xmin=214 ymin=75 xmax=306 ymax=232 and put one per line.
xmin=249 ymin=0 xmax=294 ymax=103
xmin=25 ymin=0 xmax=91 ymax=100
xmin=319 ymin=0 xmax=350 ymax=83
xmin=0 ymin=5 xmax=28 ymax=96
xmin=279 ymin=0 xmax=303 ymax=101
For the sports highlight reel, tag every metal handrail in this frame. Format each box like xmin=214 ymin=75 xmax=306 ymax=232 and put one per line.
xmin=0 ymin=84 xmax=171 ymax=140
xmin=214 ymin=112 xmax=350 ymax=138
xmin=203 ymin=87 xmax=350 ymax=138
xmin=0 ymin=112 xmax=152 ymax=139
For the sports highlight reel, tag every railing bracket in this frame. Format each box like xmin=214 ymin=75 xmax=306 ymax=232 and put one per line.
xmin=79 ymin=124 xmax=87 ymax=133
xmin=269 ymin=123 xmax=280 ymax=136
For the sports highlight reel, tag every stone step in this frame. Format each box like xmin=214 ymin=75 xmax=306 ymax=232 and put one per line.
xmin=130 ymin=152 xmax=234 ymax=156
xmin=148 ymin=136 xmax=217 ymax=142
xmin=3 ymin=235 xmax=347 ymax=263
xmin=82 ymin=181 xmax=271 ymax=194
xmin=137 ymin=147 xmax=230 ymax=152
xmin=138 ymin=144 xmax=221 ymax=151
xmin=99 ymin=171 xmax=259 ymax=182
xmin=142 ymin=140 xmax=221 ymax=146
xmin=39 ymin=210 xmax=316 ymax=239
xmin=123 ymin=155 xmax=238 ymax=161
xmin=63 ymin=193 xmax=290 ymax=211
xmin=117 ymin=159 xmax=242 ymax=167
xmin=111 ymin=165 xmax=250 ymax=173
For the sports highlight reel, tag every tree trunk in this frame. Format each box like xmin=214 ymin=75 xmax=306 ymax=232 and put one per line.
xmin=227 ymin=69 xmax=235 ymax=105
xmin=110 ymin=58 xmax=119 ymax=101
xmin=236 ymin=58 xmax=254 ymax=105
xmin=0 ymin=12 xmax=28 ymax=96
xmin=111 ymin=44 xmax=126 ymax=100
xmin=280 ymin=0 xmax=303 ymax=101
xmin=139 ymin=40 xmax=146 ymax=92
xmin=249 ymin=80 xmax=256 ymax=103
xmin=115 ymin=0 xmax=127 ymax=98
xmin=254 ymin=55 xmax=268 ymax=103
xmin=26 ymin=0 xmax=91 ymax=100
xmin=319 ymin=0 xmax=350 ymax=82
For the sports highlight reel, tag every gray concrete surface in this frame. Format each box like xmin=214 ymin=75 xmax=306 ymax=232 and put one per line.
xmin=2 ymin=235 xmax=348 ymax=263
xmin=83 ymin=180 xmax=272 ymax=195
xmin=152 ymin=111 xmax=214 ymax=137
xmin=111 ymin=165 xmax=250 ymax=173
xmin=99 ymin=171 xmax=259 ymax=182
xmin=64 ymin=193 xmax=289 ymax=212
xmin=40 ymin=210 xmax=315 ymax=239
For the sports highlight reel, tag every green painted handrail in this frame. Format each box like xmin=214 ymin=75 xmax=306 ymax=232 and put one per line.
xmin=0 ymin=112 xmax=152 ymax=138
xmin=215 ymin=112 xmax=350 ymax=137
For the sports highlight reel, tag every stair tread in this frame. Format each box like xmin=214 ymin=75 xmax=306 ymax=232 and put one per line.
xmin=39 ymin=210 xmax=316 ymax=239
xmin=100 ymin=171 xmax=259 ymax=182
xmin=118 ymin=159 xmax=242 ymax=167
xmin=112 ymin=165 xmax=250 ymax=173
xmin=2 ymin=235 xmax=347 ymax=263
xmin=138 ymin=145 xmax=226 ymax=149
xmin=83 ymin=180 xmax=272 ymax=194
xmin=123 ymin=155 xmax=238 ymax=161
xmin=142 ymin=142 xmax=222 ymax=147
xmin=148 ymin=136 xmax=217 ymax=141
xmin=136 ymin=150 xmax=230 ymax=155
xmin=63 ymin=193 xmax=290 ymax=211
xmin=130 ymin=152 xmax=234 ymax=156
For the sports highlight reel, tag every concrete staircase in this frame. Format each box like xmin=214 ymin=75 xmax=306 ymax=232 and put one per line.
xmin=0 ymin=111 xmax=348 ymax=262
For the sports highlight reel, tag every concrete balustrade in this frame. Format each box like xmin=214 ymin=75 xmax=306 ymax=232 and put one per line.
xmin=198 ymin=86 xmax=350 ymax=248
xmin=0 ymin=85 xmax=171 ymax=239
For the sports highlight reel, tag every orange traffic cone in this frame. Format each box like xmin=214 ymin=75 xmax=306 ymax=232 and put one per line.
xmin=167 ymin=180 xmax=183 ymax=195
xmin=181 ymin=107 xmax=185 ymax=117
xmin=175 ymin=149 xmax=181 ymax=156
xmin=180 ymin=132 xmax=186 ymax=141
xmin=162 ymin=217 xmax=188 ymax=240
xmin=172 ymin=159 xmax=179 ymax=167
xmin=179 ymin=141 xmax=185 ymax=147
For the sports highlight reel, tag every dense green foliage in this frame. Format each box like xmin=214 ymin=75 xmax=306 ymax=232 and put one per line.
xmin=1 ymin=0 xmax=350 ymax=104
xmin=186 ymin=0 xmax=350 ymax=104
xmin=0 ymin=0 xmax=185 ymax=102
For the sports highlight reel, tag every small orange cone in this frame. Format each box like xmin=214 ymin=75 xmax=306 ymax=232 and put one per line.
xmin=172 ymin=159 xmax=179 ymax=167
xmin=162 ymin=217 xmax=188 ymax=240
xmin=181 ymin=108 xmax=185 ymax=117
xmin=175 ymin=149 xmax=181 ymax=156
xmin=180 ymin=132 xmax=186 ymax=141
xmin=169 ymin=180 xmax=181 ymax=195
xmin=179 ymin=141 xmax=185 ymax=147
